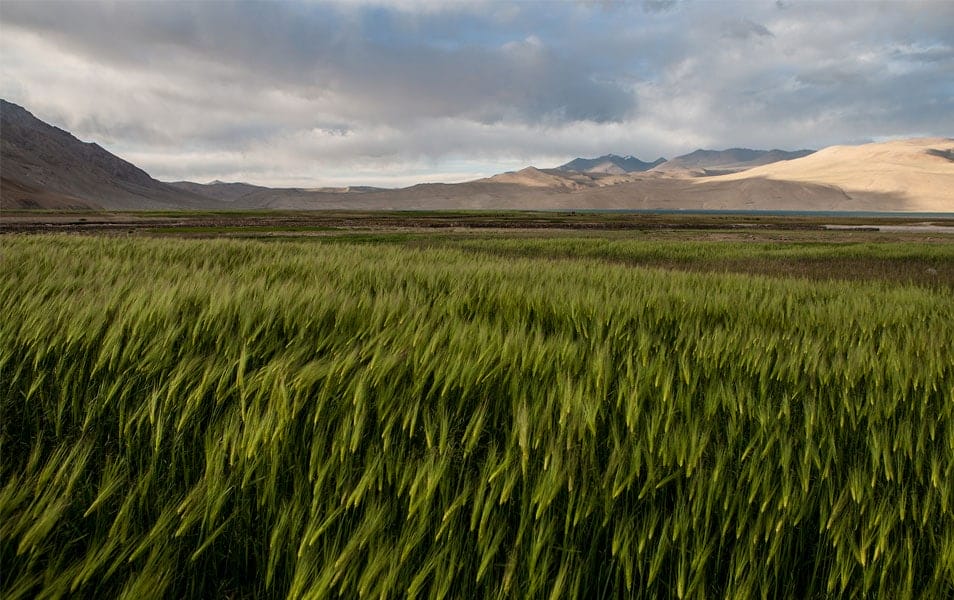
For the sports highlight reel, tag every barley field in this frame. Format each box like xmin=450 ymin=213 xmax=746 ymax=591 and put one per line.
xmin=2 ymin=234 xmax=953 ymax=599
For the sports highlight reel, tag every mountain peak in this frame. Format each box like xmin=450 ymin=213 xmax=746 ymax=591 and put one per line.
xmin=557 ymin=154 xmax=667 ymax=174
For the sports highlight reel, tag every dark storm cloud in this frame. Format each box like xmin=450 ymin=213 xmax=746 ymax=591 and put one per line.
xmin=1 ymin=0 xmax=951 ymax=186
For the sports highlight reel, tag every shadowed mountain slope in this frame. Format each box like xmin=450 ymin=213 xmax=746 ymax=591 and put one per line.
xmin=653 ymin=148 xmax=815 ymax=175
xmin=1 ymin=100 xmax=222 ymax=210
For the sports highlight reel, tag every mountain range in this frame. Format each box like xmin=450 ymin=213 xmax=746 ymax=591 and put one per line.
xmin=555 ymin=148 xmax=813 ymax=176
xmin=557 ymin=155 xmax=666 ymax=174
xmin=1 ymin=100 xmax=951 ymax=212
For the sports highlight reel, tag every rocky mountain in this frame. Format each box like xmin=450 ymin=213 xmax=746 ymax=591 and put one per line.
xmin=557 ymin=154 xmax=666 ymax=174
xmin=0 ymin=100 xmax=222 ymax=209
xmin=654 ymin=148 xmax=815 ymax=175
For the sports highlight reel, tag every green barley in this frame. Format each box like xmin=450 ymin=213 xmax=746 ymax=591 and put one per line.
xmin=1 ymin=234 xmax=952 ymax=598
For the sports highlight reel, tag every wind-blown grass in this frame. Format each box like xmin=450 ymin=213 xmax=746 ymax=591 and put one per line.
xmin=2 ymin=235 xmax=952 ymax=599
xmin=443 ymin=237 xmax=954 ymax=288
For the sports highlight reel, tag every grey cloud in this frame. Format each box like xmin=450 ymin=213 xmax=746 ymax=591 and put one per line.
xmin=893 ymin=45 xmax=954 ymax=64
xmin=1 ymin=1 xmax=635 ymax=129
xmin=722 ymin=19 xmax=773 ymax=40
xmin=1 ymin=0 xmax=951 ymax=186
xmin=795 ymin=68 xmax=866 ymax=88
xmin=315 ymin=39 xmax=636 ymax=124
xmin=576 ymin=1 xmax=679 ymax=14
xmin=624 ymin=1 xmax=954 ymax=151
xmin=642 ymin=1 xmax=679 ymax=14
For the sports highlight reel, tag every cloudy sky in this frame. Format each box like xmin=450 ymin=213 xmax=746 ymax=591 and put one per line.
xmin=1 ymin=1 xmax=952 ymax=187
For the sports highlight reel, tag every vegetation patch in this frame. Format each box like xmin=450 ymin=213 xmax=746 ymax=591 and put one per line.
xmin=2 ymin=235 xmax=953 ymax=598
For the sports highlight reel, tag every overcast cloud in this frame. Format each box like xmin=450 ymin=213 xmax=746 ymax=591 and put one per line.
xmin=1 ymin=0 xmax=952 ymax=186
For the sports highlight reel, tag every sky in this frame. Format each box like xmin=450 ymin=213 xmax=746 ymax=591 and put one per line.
xmin=1 ymin=1 xmax=952 ymax=187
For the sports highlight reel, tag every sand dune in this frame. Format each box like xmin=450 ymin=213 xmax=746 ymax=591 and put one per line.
xmin=486 ymin=167 xmax=585 ymax=189
xmin=708 ymin=138 xmax=954 ymax=212
xmin=653 ymin=148 xmax=814 ymax=176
